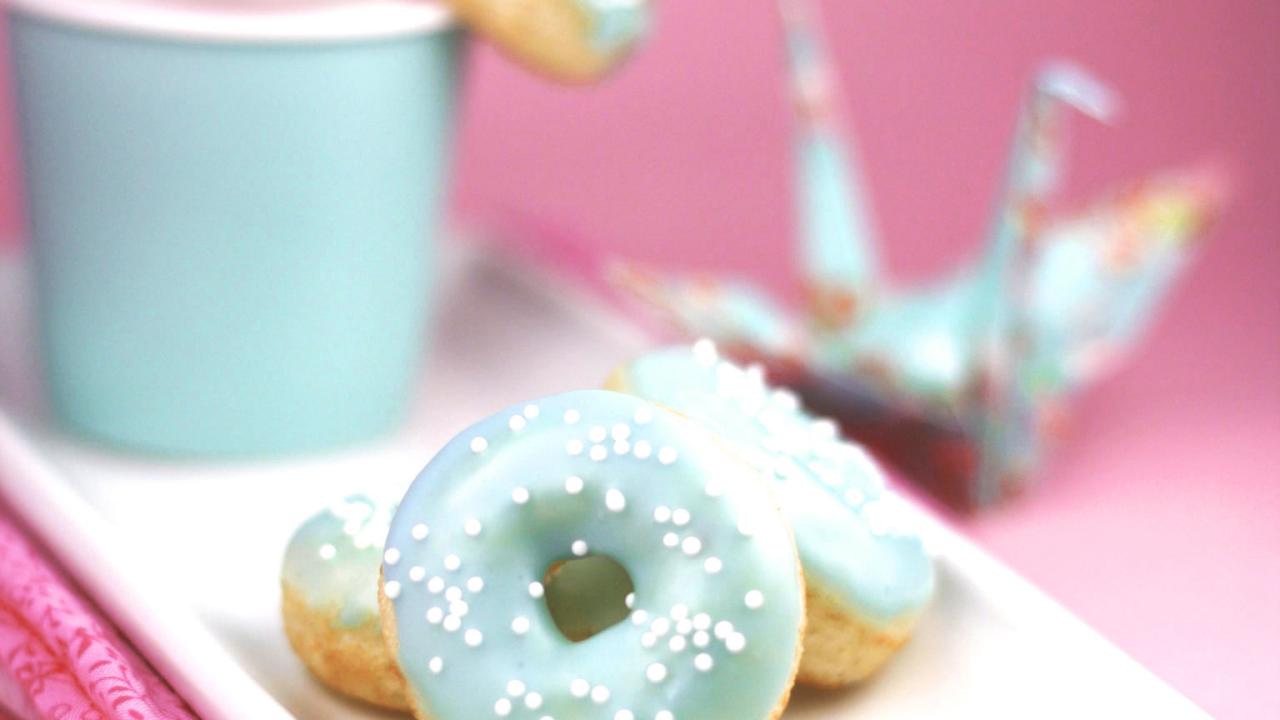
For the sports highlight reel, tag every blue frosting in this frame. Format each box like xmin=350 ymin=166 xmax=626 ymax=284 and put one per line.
xmin=614 ymin=343 xmax=935 ymax=626
xmin=383 ymin=390 xmax=804 ymax=720
xmin=282 ymin=494 xmax=396 ymax=628
xmin=575 ymin=0 xmax=651 ymax=54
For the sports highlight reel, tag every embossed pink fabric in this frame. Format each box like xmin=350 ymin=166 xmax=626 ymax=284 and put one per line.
xmin=0 ymin=509 xmax=197 ymax=720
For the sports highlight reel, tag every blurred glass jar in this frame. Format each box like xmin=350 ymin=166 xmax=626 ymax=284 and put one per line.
xmin=6 ymin=0 xmax=459 ymax=456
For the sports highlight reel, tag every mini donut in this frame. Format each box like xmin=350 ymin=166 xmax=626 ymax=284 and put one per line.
xmin=607 ymin=342 xmax=935 ymax=687
xmin=379 ymin=389 xmax=805 ymax=720
xmin=442 ymin=0 xmax=651 ymax=83
xmin=281 ymin=495 xmax=409 ymax=710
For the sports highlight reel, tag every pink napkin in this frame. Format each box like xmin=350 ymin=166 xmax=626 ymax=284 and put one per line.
xmin=0 ymin=508 xmax=197 ymax=720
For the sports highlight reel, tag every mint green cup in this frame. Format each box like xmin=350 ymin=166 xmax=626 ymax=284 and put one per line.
xmin=6 ymin=1 xmax=460 ymax=456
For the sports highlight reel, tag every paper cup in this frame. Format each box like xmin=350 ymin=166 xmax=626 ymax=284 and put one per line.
xmin=6 ymin=0 xmax=460 ymax=455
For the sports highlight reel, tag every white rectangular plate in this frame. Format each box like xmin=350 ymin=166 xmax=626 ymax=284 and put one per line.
xmin=0 ymin=247 xmax=1206 ymax=719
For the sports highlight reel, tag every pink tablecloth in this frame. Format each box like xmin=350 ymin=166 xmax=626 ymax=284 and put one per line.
xmin=0 ymin=507 xmax=195 ymax=720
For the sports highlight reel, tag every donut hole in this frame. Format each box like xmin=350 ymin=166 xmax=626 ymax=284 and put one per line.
xmin=542 ymin=555 xmax=635 ymax=643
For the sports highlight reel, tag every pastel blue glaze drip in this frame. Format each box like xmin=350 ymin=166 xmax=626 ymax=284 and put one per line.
xmin=617 ymin=344 xmax=935 ymax=626
xmin=282 ymin=495 xmax=396 ymax=628
xmin=575 ymin=0 xmax=651 ymax=54
xmin=383 ymin=390 xmax=803 ymax=720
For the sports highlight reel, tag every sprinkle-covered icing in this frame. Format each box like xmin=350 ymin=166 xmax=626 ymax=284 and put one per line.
xmin=614 ymin=342 xmax=934 ymax=626
xmin=283 ymin=495 xmax=395 ymax=628
xmin=383 ymin=390 xmax=803 ymax=720
xmin=575 ymin=0 xmax=651 ymax=55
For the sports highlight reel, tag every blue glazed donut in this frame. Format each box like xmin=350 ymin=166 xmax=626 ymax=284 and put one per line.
xmin=380 ymin=390 xmax=805 ymax=720
xmin=281 ymin=495 xmax=409 ymax=709
xmin=607 ymin=342 xmax=935 ymax=686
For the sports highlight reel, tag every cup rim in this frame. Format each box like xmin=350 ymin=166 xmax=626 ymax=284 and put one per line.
xmin=5 ymin=0 xmax=453 ymax=44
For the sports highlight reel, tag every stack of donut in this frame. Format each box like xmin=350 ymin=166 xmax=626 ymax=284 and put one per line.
xmin=282 ymin=341 xmax=934 ymax=719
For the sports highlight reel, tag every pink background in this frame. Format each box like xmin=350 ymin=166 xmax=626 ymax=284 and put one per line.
xmin=2 ymin=1 xmax=1278 ymax=717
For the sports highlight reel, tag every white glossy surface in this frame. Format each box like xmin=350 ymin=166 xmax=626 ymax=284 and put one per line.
xmin=0 ymin=246 xmax=1207 ymax=718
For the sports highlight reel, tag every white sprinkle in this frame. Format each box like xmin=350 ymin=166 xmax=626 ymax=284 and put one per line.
xmin=446 ymin=586 xmax=463 ymax=602
xmin=443 ymin=615 xmax=461 ymax=632
xmin=657 ymin=447 xmax=678 ymax=465
xmin=772 ymin=388 xmax=799 ymax=411
xmin=646 ymin=663 xmax=668 ymax=683
xmin=704 ymin=556 xmax=723 ymax=574
xmin=318 ymin=544 xmax=336 ymax=560
xmin=704 ymin=478 xmax=724 ymax=497
xmin=625 ymin=592 xmax=636 ymax=609
xmin=670 ymin=604 xmax=689 ymax=620
xmin=494 ymin=698 xmax=512 ymax=716
xmin=589 ymin=426 xmax=608 ymax=443
xmin=591 ymin=685 xmax=610 ymax=704
xmin=450 ymin=600 xmax=469 ymax=617
xmin=651 ymin=618 xmax=671 ymax=636
xmin=633 ymin=441 xmax=653 ymax=459
xmin=511 ymin=616 xmax=530 ymax=635
xmin=565 ymin=475 xmax=584 ymax=494
xmin=528 ymin=582 xmax=545 ymax=599
xmin=384 ymin=581 xmax=401 ymax=599
xmin=737 ymin=517 xmax=756 ymax=537
xmin=714 ymin=621 xmax=734 ymax=640
xmin=566 ymin=439 xmax=584 ymax=456
xmin=409 ymin=566 xmax=426 ymax=582
xmin=606 ymin=489 xmax=627 ymax=512
xmin=640 ymin=632 xmax=656 ymax=648
xmin=426 ymin=607 xmax=443 ymax=624
xmin=412 ymin=523 xmax=429 ymax=540
xmin=506 ymin=680 xmax=526 ymax=697
xmin=693 ymin=613 xmax=711 ymax=630
xmin=570 ymin=678 xmax=590 ymax=698
xmin=668 ymin=635 xmax=687 ymax=652
xmin=653 ymin=506 xmax=672 ymax=524
xmin=465 ymin=519 xmax=482 ymax=537
xmin=611 ymin=423 xmax=632 ymax=441
xmin=467 ymin=576 xmax=485 ymax=593
xmin=470 ymin=437 xmax=488 ymax=453
xmin=695 ymin=653 xmax=714 ymax=672
xmin=812 ymin=418 xmax=839 ymax=439
xmin=383 ymin=547 xmax=401 ymax=565
xmin=726 ymin=632 xmax=747 ymax=653
xmin=590 ymin=445 xmax=608 ymax=461
xmin=465 ymin=629 xmax=483 ymax=647
xmin=676 ymin=618 xmax=693 ymax=635
xmin=692 ymin=338 xmax=718 ymax=365
xmin=572 ymin=539 xmax=589 ymax=557
xmin=672 ymin=508 xmax=691 ymax=526
xmin=745 ymin=590 xmax=765 ymax=609
xmin=693 ymin=630 xmax=711 ymax=647
xmin=428 ymin=577 xmax=445 ymax=593
xmin=656 ymin=712 xmax=674 ymax=720
xmin=614 ymin=439 xmax=631 ymax=454
xmin=615 ymin=711 xmax=635 ymax=720
xmin=634 ymin=406 xmax=654 ymax=425
xmin=525 ymin=692 xmax=543 ymax=710
xmin=662 ymin=532 xmax=679 ymax=548
xmin=631 ymin=609 xmax=649 ymax=625
xmin=680 ymin=532 xmax=701 ymax=556
xmin=444 ymin=554 xmax=461 ymax=571
xmin=564 ymin=409 xmax=581 ymax=424
xmin=512 ymin=487 xmax=530 ymax=504
xmin=509 ymin=415 xmax=527 ymax=431
xmin=427 ymin=656 xmax=443 ymax=674
xmin=523 ymin=404 xmax=540 ymax=419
